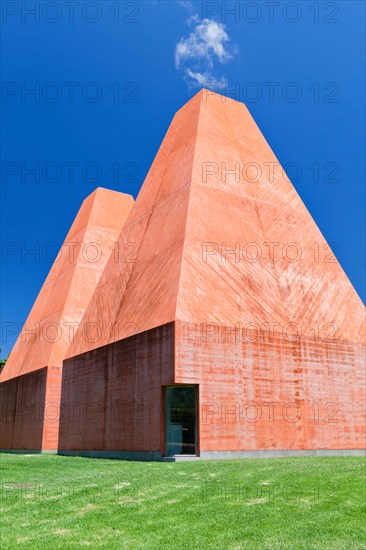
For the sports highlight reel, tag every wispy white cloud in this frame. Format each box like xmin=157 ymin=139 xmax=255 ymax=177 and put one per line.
xmin=175 ymin=19 xmax=232 ymax=68
xmin=175 ymin=16 xmax=237 ymax=89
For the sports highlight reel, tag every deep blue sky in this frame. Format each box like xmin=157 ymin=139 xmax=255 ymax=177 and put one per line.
xmin=1 ymin=0 xmax=365 ymax=356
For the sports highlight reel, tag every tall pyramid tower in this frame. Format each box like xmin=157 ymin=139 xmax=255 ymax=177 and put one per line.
xmin=67 ymin=90 xmax=364 ymax=355
xmin=58 ymin=90 xmax=365 ymax=459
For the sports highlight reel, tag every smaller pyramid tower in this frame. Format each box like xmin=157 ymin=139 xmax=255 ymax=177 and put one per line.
xmin=0 ymin=188 xmax=134 ymax=451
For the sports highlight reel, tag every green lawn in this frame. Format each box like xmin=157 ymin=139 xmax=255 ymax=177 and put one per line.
xmin=0 ymin=454 xmax=365 ymax=549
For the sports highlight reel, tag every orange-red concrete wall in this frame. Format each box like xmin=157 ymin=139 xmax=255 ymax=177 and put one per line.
xmin=175 ymin=321 xmax=366 ymax=452
xmin=4 ymin=320 xmax=362 ymax=455
xmin=58 ymin=324 xmax=174 ymax=452
xmin=42 ymin=366 xmax=63 ymax=451
xmin=0 ymin=369 xmax=47 ymax=450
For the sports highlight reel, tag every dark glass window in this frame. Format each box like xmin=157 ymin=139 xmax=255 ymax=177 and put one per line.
xmin=165 ymin=386 xmax=197 ymax=456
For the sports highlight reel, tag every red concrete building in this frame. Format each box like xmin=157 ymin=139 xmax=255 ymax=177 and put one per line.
xmin=1 ymin=90 xmax=365 ymax=460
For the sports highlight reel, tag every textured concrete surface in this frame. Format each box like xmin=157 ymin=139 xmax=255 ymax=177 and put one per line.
xmin=0 ymin=369 xmax=47 ymax=450
xmin=42 ymin=366 xmax=62 ymax=450
xmin=175 ymin=320 xmax=365 ymax=452
xmin=175 ymin=91 xmax=365 ymax=343
xmin=59 ymin=323 xmax=174 ymax=452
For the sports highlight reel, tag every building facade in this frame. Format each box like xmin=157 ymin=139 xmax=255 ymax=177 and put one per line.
xmin=1 ymin=90 xmax=365 ymax=459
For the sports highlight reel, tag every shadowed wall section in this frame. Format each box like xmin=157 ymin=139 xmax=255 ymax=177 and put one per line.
xmin=58 ymin=324 xmax=174 ymax=454
xmin=0 ymin=369 xmax=46 ymax=450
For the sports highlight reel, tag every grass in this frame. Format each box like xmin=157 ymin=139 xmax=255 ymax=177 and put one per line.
xmin=0 ymin=454 xmax=365 ymax=549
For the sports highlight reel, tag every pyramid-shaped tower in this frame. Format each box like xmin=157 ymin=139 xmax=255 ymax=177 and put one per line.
xmin=58 ymin=90 xmax=365 ymax=459
xmin=0 ymin=188 xmax=134 ymax=451
xmin=67 ymin=90 xmax=364 ymax=354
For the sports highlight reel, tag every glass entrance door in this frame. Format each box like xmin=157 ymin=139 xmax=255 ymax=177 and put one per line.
xmin=165 ymin=386 xmax=197 ymax=456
